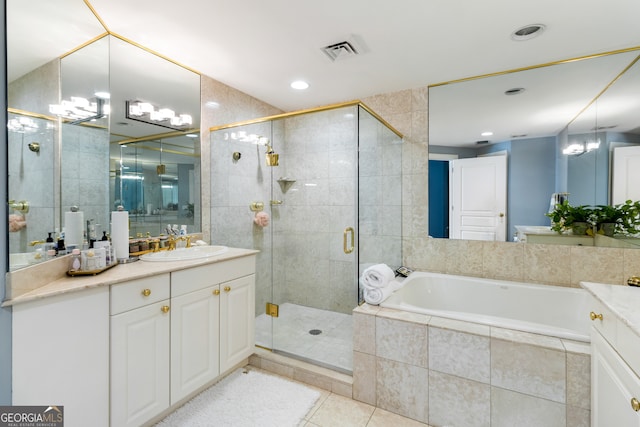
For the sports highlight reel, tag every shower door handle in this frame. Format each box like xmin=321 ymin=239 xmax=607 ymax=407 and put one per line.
xmin=343 ymin=227 xmax=355 ymax=254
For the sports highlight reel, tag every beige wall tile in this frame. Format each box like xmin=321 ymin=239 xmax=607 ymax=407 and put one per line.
xmin=353 ymin=311 xmax=376 ymax=355
xmin=482 ymin=241 xmax=524 ymax=281
xmin=376 ymin=358 xmax=429 ymax=423
xmin=570 ymin=246 xmax=624 ymax=286
xmin=491 ymin=338 xmax=566 ymax=403
xmin=623 ymin=248 xmax=640 ymax=286
xmin=566 ymin=406 xmax=590 ymax=427
xmin=352 ymin=351 xmax=377 ymax=406
xmin=523 ymin=243 xmax=572 ymax=286
xmin=491 ymin=387 xmax=566 ymax=427
xmin=429 ymin=326 xmax=490 ymax=383
xmin=445 ymin=239 xmax=484 ymax=277
xmin=567 ymin=352 xmax=591 ymax=410
xmin=376 ymin=317 xmax=428 ymax=367
xmin=429 ymin=370 xmax=490 ymax=427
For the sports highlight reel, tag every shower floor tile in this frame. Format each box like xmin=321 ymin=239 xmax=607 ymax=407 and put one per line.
xmin=256 ymin=303 xmax=353 ymax=373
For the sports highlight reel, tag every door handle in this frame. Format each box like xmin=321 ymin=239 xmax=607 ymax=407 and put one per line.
xmin=343 ymin=227 xmax=355 ymax=254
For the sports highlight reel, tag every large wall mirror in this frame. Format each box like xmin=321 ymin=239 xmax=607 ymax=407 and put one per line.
xmin=7 ymin=1 xmax=201 ymax=271
xmin=428 ymin=49 xmax=640 ymax=247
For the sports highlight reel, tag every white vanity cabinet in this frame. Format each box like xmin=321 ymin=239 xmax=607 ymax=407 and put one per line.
xmin=110 ymin=274 xmax=171 ymax=427
xmin=589 ymin=297 xmax=640 ymax=426
xmin=12 ymin=287 xmax=110 ymax=427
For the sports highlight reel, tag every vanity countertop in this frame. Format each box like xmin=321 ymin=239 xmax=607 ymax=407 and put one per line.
xmin=581 ymin=281 xmax=640 ymax=339
xmin=3 ymin=247 xmax=259 ymax=307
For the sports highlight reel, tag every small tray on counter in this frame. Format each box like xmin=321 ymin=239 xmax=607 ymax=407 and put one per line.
xmin=67 ymin=262 xmax=118 ymax=277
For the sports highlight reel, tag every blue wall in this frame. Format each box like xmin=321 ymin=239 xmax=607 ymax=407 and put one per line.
xmin=508 ymin=137 xmax=556 ymax=240
xmin=1 ymin=0 xmax=13 ymax=405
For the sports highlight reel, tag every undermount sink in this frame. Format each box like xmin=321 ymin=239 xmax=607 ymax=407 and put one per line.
xmin=139 ymin=245 xmax=229 ymax=262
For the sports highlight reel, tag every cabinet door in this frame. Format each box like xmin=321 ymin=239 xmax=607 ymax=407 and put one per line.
xmin=220 ymin=274 xmax=255 ymax=373
xmin=12 ymin=287 xmax=109 ymax=427
xmin=111 ymin=300 xmax=170 ymax=427
xmin=170 ymin=285 xmax=220 ymax=403
xmin=592 ymin=329 xmax=640 ymax=426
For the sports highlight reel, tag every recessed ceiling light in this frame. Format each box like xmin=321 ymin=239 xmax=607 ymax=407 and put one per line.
xmin=481 ymin=131 xmax=493 ymax=137
xmin=511 ymin=24 xmax=546 ymax=41
xmin=291 ymin=80 xmax=309 ymax=90
xmin=505 ymin=87 xmax=526 ymax=96
xmin=185 ymin=134 xmax=198 ymax=138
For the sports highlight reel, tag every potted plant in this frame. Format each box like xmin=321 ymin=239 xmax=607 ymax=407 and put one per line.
xmin=593 ymin=204 xmax=624 ymax=236
xmin=617 ymin=199 xmax=640 ymax=236
xmin=546 ymin=201 xmax=594 ymax=235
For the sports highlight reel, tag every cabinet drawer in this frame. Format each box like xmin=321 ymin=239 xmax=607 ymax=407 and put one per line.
xmin=587 ymin=296 xmax=618 ymax=346
xmin=111 ymin=274 xmax=171 ymax=315
xmin=172 ymin=256 xmax=256 ymax=297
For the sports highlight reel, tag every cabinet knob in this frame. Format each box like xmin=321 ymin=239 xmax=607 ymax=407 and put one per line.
xmin=632 ymin=397 xmax=640 ymax=412
xmin=224 ymin=286 xmax=231 ymax=292
xmin=590 ymin=311 xmax=603 ymax=321
xmin=161 ymin=305 xmax=170 ymax=313
xmin=213 ymin=289 xmax=220 ymax=296
xmin=142 ymin=289 xmax=151 ymax=297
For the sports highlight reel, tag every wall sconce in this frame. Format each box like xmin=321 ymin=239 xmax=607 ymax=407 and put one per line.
xmin=126 ymin=100 xmax=193 ymax=130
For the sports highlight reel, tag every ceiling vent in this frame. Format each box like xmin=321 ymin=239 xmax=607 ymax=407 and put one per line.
xmin=322 ymin=41 xmax=360 ymax=61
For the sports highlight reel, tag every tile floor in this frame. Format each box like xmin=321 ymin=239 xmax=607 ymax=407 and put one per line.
xmin=301 ymin=379 xmax=431 ymax=427
xmin=256 ymin=302 xmax=353 ymax=373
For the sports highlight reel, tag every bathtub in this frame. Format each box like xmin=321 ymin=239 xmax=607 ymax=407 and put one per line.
xmin=380 ymin=271 xmax=590 ymax=342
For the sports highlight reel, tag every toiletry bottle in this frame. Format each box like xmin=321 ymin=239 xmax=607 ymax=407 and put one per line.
xmin=45 ymin=232 xmax=55 ymax=252
xmin=69 ymin=249 xmax=81 ymax=272
xmin=57 ymin=238 xmax=67 ymax=255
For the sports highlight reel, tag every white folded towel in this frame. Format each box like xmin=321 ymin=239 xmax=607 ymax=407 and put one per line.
xmin=361 ymin=278 xmax=403 ymax=305
xmin=362 ymin=264 xmax=395 ymax=288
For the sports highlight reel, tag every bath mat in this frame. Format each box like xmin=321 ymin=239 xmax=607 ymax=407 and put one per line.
xmin=156 ymin=368 xmax=321 ymax=427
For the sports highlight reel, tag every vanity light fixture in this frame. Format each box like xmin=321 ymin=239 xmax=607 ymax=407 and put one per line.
xmin=49 ymin=96 xmax=109 ymax=124
xmin=481 ymin=131 xmax=494 ymax=137
xmin=563 ymin=140 xmax=601 ymax=155
xmin=291 ymin=80 xmax=309 ymax=90
xmin=7 ymin=117 xmax=39 ymax=133
xmin=511 ymin=24 xmax=546 ymax=41
xmin=126 ymin=100 xmax=193 ymax=130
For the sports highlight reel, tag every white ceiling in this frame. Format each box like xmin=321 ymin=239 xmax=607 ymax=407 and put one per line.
xmin=7 ymin=0 xmax=640 ymax=144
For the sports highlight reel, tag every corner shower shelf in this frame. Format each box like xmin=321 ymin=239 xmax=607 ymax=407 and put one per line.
xmin=277 ymin=178 xmax=296 ymax=192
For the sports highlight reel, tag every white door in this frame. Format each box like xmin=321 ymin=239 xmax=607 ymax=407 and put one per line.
xmin=449 ymin=155 xmax=507 ymax=241
xmin=111 ymin=301 xmax=170 ymax=427
xmin=170 ymin=285 xmax=220 ymax=403
xmin=612 ymin=146 xmax=640 ymax=204
xmin=220 ymin=274 xmax=255 ymax=372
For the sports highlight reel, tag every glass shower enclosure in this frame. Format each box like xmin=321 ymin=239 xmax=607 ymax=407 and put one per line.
xmin=210 ymin=102 xmax=403 ymax=373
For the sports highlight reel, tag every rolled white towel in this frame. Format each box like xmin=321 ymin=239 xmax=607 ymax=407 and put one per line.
xmin=362 ymin=263 xmax=395 ymax=288
xmin=360 ymin=278 xmax=403 ymax=305
xmin=363 ymin=285 xmax=395 ymax=305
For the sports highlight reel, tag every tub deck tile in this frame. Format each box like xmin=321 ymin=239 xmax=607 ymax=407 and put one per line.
xmin=491 ymin=327 xmax=565 ymax=351
xmin=428 ymin=316 xmax=491 ymax=337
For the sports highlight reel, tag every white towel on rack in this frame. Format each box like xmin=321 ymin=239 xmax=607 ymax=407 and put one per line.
xmin=362 ymin=264 xmax=395 ymax=288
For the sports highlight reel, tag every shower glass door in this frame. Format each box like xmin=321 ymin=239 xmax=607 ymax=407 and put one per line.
xmin=270 ymin=106 xmax=359 ymax=373
xmin=210 ymin=102 xmax=402 ymax=375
